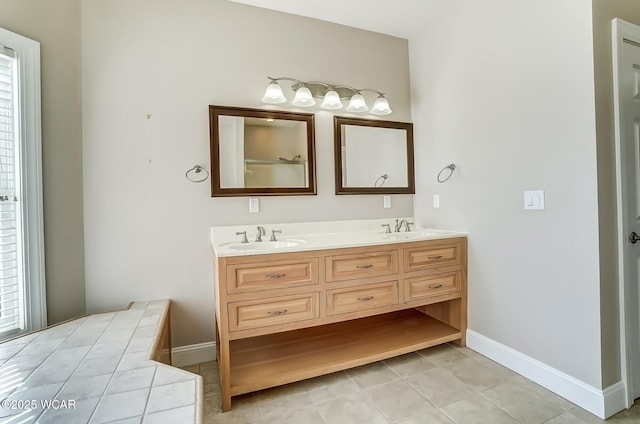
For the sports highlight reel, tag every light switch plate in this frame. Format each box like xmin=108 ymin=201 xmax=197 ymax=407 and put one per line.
xmin=249 ymin=197 xmax=259 ymax=213
xmin=383 ymin=195 xmax=391 ymax=208
xmin=433 ymin=194 xmax=440 ymax=208
xmin=524 ymin=190 xmax=544 ymax=210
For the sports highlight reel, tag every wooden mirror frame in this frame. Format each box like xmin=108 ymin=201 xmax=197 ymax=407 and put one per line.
xmin=209 ymin=106 xmax=317 ymax=197
xmin=334 ymin=116 xmax=415 ymax=195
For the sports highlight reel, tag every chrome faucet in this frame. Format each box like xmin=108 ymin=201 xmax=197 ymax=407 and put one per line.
xmin=255 ymin=226 xmax=266 ymax=242
xmin=270 ymin=229 xmax=282 ymax=241
xmin=236 ymin=231 xmax=248 ymax=243
xmin=394 ymin=219 xmax=407 ymax=232
xmin=381 ymin=223 xmax=391 ymax=234
xmin=394 ymin=219 xmax=415 ymax=232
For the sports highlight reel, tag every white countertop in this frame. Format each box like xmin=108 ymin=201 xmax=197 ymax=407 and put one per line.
xmin=0 ymin=300 xmax=202 ymax=424
xmin=211 ymin=218 xmax=466 ymax=257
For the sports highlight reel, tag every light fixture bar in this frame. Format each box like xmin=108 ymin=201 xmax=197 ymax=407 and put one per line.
xmin=262 ymin=76 xmax=392 ymax=114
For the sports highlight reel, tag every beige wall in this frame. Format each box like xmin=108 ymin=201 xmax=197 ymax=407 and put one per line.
xmin=591 ymin=0 xmax=640 ymax=389
xmin=0 ymin=0 xmax=85 ymax=324
xmin=410 ymin=1 xmax=603 ymax=388
xmin=81 ymin=0 xmax=412 ymax=347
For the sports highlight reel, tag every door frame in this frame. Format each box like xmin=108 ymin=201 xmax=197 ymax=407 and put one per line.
xmin=613 ymin=17 xmax=640 ymax=407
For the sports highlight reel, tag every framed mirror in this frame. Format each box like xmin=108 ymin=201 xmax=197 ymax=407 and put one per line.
xmin=334 ymin=116 xmax=415 ymax=195
xmin=209 ymin=106 xmax=316 ymax=197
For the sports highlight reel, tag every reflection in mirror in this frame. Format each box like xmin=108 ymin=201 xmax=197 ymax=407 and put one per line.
xmin=334 ymin=117 xmax=414 ymax=195
xmin=210 ymin=106 xmax=316 ymax=197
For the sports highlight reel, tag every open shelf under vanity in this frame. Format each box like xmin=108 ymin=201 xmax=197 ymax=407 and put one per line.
xmin=228 ymin=308 xmax=460 ymax=396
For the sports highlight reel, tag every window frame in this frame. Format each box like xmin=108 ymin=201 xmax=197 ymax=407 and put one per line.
xmin=0 ymin=26 xmax=46 ymax=339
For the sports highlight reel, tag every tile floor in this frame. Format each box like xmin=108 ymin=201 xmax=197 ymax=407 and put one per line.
xmin=181 ymin=343 xmax=640 ymax=424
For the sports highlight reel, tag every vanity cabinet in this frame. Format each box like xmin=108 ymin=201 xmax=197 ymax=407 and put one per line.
xmin=213 ymin=237 xmax=467 ymax=411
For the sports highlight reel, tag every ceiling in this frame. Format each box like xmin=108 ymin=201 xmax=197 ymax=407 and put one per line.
xmin=227 ymin=0 xmax=451 ymax=39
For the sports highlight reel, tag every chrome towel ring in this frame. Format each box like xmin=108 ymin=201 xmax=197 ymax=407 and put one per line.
xmin=185 ymin=165 xmax=209 ymax=183
xmin=437 ymin=163 xmax=456 ymax=183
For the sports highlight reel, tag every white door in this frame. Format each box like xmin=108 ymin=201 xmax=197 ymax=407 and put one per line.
xmin=615 ymin=19 xmax=640 ymax=403
xmin=622 ymin=39 xmax=640 ymax=399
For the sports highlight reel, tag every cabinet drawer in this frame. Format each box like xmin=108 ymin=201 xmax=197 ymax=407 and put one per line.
xmin=405 ymin=271 xmax=461 ymax=302
xmin=226 ymin=258 xmax=319 ymax=294
xmin=326 ymin=250 xmax=398 ymax=282
xmin=326 ymin=281 xmax=399 ymax=316
xmin=229 ymin=293 xmax=319 ymax=332
xmin=404 ymin=242 xmax=461 ymax=271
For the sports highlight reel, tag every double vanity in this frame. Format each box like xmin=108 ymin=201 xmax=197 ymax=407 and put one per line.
xmin=211 ymin=218 xmax=468 ymax=411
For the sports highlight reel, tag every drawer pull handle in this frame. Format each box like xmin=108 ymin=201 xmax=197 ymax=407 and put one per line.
xmin=428 ymin=255 xmax=443 ymax=260
xmin=267 ymin=309 xmax=287 ymax=316
xmin=429 ymin=284 xmax=443 ymax=289
xmin=357 ymin=264 xmax=374 ymax=269
xmin=357 ymin=296 xmax=375 ymax=302
xmin=266 ymin=273 xmax=286 ymax=279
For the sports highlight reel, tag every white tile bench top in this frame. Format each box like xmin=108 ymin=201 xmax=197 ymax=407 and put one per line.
xmin=0 ymin=300 xmax=202 ymax=423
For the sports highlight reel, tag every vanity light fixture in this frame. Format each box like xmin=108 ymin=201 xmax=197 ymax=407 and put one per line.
xmin=262 ymin=76 xmax=392 ymax=115
xmin=291 ymin=86 xmax=315 ymax=107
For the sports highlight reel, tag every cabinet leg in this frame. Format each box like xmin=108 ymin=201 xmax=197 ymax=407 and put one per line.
xmin=215 ymin=320 xmax=221 ymax=361
xmin=216 ymin=320 xmax=232 ymax=412
xmin=222 ymin=393 xmax=232 ymax=412
xmin=451 ymin=336 xmax=466 ymax=347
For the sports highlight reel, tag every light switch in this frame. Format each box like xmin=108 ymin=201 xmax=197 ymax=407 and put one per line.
xmin=433 ymin=194 xmax=440 ymax=209
xmin=249 ymin=197 xmax=259 ymax=213
xmin=383 ymin=195 xmax=391 ymax=208
xmin=524 ymin=190 xmax=544 ymax=210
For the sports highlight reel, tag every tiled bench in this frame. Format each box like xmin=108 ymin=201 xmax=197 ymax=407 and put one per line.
xmin=0 ymin=300 xmax=203 ymax=423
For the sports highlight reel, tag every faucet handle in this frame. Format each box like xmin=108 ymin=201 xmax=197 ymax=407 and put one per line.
xmin=270 ymin=229 xmax=282 ymax=242
xmin=381 ymin=223 xmax=391 ymax=234
xmin=256 ymin=226 xmax=266 ymax=242
xmin=236 ymin=231 xmax=248 ymax=243
xmin=405 ymin=222 xmax=414 ymax=232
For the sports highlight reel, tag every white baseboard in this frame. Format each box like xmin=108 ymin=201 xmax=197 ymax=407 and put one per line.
xmin=171 ymin=342 xmax=216 ymax=367
xmin=603 ymin=381 xmax=628 ymax=419
xmin=467 ymin=330 xmax=625 ymax=419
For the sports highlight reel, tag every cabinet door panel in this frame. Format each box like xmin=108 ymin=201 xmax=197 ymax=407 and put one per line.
xmin=404 ymin=243 xmax=461 ymax=271
xmin=229 ymin=293 xmax=319 ymax=331
xmin=326 ymin=250 xmax=398 ymax=282
xmin=227 ymin=258 xmax=319 ymax=294
xmin=327 ymin=281 xmax=399 ymax=316
xmin=405 ymin=271 xmax=461 ymax=302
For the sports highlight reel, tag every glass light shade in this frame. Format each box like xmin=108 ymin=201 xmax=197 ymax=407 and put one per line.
xmin=291 ymin=86 xmax=315 ymax=107
xmin=320 ymin=90 xmax=343 ymax=110
xmin=371 ymin=96 xmax=392 ymax=115
xmin=346 ymin=93 xmax=368 ymax=112
xmin=261 ymin=82 xmax=286 ymax=104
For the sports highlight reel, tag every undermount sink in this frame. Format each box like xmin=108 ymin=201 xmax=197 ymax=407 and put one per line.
xmin=221 ymin=239 xmax=306 ymax=251
xmin=381 ymin=230 xmax=447 ymax=241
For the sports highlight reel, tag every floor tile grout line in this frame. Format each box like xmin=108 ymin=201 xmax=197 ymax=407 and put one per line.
xmin=473 ymin=386 xmax=530 ymax=424
xmin=361 ymin=372 xmax=439 ymax=424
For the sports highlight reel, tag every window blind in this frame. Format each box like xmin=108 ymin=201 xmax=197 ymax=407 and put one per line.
xmin=0 ymin=48 xmax=23 ymax=336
